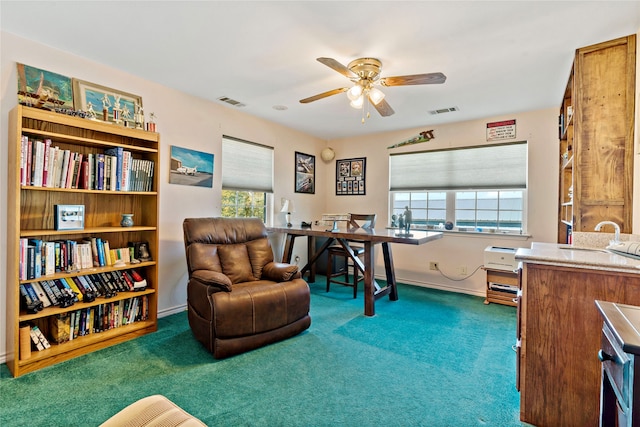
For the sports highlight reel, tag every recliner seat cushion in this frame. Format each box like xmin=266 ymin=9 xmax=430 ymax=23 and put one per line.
xmin=212 ymin=278 xmax=310 ymax=338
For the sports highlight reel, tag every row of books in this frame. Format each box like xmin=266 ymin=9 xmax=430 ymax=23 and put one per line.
xmin=20 ymin=270 xmax=147 ymax=313
xmin=19 ymin=237 xmax=140 ymax=281
xmin=20 ymin=135 xmax=155 ymax=192
xmin=30 ymin=295 xmax=150 ymax=345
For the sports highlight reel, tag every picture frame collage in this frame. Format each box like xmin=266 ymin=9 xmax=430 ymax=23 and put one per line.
xmin=336 ymin=157 xmax=366 ymax=195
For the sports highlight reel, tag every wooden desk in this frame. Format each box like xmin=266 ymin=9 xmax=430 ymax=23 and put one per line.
xmin=268 ymin=225 xmax=442 ymax=316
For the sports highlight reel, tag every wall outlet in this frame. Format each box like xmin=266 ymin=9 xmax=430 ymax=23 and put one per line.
xmin=429 ymin=262 xmax=439 ymax=271
xmin=457 ymin=266 xmax=468 ymax=276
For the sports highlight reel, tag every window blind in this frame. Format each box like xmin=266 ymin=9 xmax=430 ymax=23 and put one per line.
xmin=222 ymin=136 xmax=274 ymax=192
xmin=389 ymin=141 xmax=527 ymax=191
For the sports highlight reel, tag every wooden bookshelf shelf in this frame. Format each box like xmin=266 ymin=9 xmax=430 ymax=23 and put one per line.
xmin=6 ymin=105 xmax=160 ymax=377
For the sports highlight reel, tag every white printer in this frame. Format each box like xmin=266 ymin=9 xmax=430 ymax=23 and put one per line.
xmin=484 ymin=246 xmax=519 ymax=271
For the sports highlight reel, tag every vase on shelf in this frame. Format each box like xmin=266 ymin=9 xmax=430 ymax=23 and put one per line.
xmin=120 ymin=214 xmax=134 ymax=227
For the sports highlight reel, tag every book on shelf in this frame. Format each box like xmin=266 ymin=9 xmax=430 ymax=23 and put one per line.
xmin=71 ymin=153 xmax=83 ymax=189
xmin=19 ymin=283 xmax=43 ymax=313
xmin=104 ymin=147 xmax=123 ymax=191
xmin=20 ymin=135 xmax=27 ymax=186
xmin=27 ymin=239 xmax=42 ymax=278
xmin=42 ymin=138 xmax=51 ymax=187
xmin=96 ymin=153 xmax=105 ymax=190
xmin=30 ymin=326 xmax=50 ymax=351
xmin=30 ymin=282 xmax=51 ymax=308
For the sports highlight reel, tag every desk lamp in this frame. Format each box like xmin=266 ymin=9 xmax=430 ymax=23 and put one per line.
xmin=280 ymin=199 xmax=295 ymax=227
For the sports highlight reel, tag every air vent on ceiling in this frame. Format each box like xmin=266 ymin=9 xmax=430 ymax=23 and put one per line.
xmin=429 ymin=106 xmax=459 ymax=115
xmin=217 ymin=96 xmax=246 ymax=108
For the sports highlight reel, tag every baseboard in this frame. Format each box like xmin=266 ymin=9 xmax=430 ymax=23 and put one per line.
xmin=376 ymin=274 xmax=485 ymax=299
xmin=158 ymin=304 xmax=188 ymax=318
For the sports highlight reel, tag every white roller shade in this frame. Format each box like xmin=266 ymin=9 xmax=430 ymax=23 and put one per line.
xmin=389 ymin=141 xmax=527 ymax=191
xmin=222 ymin=136 xmax=274 ymax=192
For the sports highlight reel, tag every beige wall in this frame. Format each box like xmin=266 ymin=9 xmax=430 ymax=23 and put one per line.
xmin=327 ymin=108 xmax=557 ymax=290
xmin=0 ymin=30 xmax=561 ymax=363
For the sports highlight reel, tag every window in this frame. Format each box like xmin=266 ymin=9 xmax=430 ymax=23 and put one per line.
xmin=389 ymin=142 xmax=527 ymax=233
xmin=221 ymin=136 xmax=273 ymax=222
xmin=221 ymin=190 xmax=267 ymax=220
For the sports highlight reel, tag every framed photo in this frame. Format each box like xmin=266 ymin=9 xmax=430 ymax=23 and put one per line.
xmin=54 ymin=205 xmax=85 ymax=230
xmin=128 ymin=241 xmax=152 ymax=262
xmin=72 ymin=78 xmax=142 ymax=124
xmin=169 ymin=145 xmax=214 ymax=188
xmin=17 ymin=63 xmax=74 ymax=109
xmin=336 ymin=157 xmax=366 ymax=195
xmin=295 ymin=151 xmax=315 ymax=194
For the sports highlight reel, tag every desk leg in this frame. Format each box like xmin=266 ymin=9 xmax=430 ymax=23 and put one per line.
xmin=364 ymin=241 xmax=375 ymax=317
xmin=301 ymin=237 xmax=335 ymax=280
xmin=282 ymin=235 xmax=297 ymax=263
xmin=382 ymin=242 xmax=398 ymax=301
xmin=306 ymin=236 xmax=316 ymax=282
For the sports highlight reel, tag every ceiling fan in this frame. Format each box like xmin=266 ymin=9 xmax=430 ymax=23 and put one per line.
xmin=300 ymin=57 xmax=446 ymax=120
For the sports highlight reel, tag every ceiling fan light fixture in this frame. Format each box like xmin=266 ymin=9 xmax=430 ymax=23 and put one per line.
xmin=347 ymin=84 xmax=363 ymax=101
xmin=368 ymin=87 xmax=385 ymax=105
xmin=350 ymin=95 xmax=364 ymax=109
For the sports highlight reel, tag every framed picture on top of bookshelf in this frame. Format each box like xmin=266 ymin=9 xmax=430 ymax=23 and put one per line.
xmin=54 ymin=204 xmax=85 ymax=230
xmin=72 ymin=78 xmax=142 ymax=124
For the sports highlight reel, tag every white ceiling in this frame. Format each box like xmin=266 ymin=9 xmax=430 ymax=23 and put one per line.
xmin=1 ymin=1 xmax=639 ymax=140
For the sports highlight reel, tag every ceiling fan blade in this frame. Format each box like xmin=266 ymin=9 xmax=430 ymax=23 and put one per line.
xmin=317 ymin=57 xmax=357 ymax=79
xmin=379 ymin=72 xmax=446 ymax=87
xmin=299 ymin=87 xmax=349 ymax=104
xmin=371 ymin=97 xmax=395 ymax=117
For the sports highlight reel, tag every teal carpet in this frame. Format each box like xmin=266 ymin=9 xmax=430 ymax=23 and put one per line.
xmin=0 ymin=281 xmax=527 ymax=426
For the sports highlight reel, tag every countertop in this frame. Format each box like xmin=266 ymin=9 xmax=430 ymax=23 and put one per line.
xmin=515 ymin=242 xmax=640 ymax=274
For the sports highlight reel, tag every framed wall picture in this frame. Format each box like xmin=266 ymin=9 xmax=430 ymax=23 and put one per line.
xmin=17 ymin=63 xmax=74 ymax=109
xmin=72 ymin=78 xmax=142 ymax=124
xmin=295 ymin=151 xmax=315 ymax=194
xmin=169 ymin=145 xmax=214 ymax=188
xmin=54 ymin=205 xmax=85 ymax=230
xmin=336 ymin=157 xmax=366 ymax=195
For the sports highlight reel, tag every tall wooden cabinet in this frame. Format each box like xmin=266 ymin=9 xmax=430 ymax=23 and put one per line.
xmin=6 ymin=105 xmax=160 ymax=377
xmin=557 ymin=34 xmax=636 ymax=243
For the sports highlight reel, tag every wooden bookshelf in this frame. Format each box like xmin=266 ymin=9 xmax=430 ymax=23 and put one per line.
xmin=6 ymin=105 xmax=160 ymax=377
xmin=557 ymin=34 xmax=636 ymax=243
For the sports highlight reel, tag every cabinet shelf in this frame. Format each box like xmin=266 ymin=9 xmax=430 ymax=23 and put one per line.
xmin=559 ymin=113 xmax=574 ymax=141
xmin=20 ymin=226 xmax=156 ymax=238
xmin=21 ymin=127 xmax=159 ymax=153
xmin=21 ymin=185 xmax=158 ymax=196
xmin=19 ymin=288 xmax=156 ymax=321
xmin=19 ymin=260 xmax=157 ymax=285
xmin=16 ymin=320 xmax=156 ymax=375
xmin=6 ymin=105 xmax=160 ymax=377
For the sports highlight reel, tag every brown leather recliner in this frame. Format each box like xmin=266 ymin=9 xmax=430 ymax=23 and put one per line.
xmin=183 ymin=217 xmax=311 ymax=359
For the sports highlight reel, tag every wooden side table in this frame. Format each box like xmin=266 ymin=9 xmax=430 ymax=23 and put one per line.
xmin=483 ymin=267 xmax=518 ymax=307
xmin=596 ymin=300 xmax=640 ymax=426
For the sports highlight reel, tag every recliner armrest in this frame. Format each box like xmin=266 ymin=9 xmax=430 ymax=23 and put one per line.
xmin=191 ymin=270 xmax=233 ymax=292
xmin=262 ymin=262 xmax=300 ymax=281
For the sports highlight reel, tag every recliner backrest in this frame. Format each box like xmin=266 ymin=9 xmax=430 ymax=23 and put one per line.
xmin=183 ymin=217 xmax=274 ymax=282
